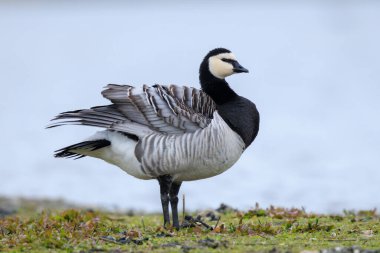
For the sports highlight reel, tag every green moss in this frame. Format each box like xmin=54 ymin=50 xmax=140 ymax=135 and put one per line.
xmin=0 ymin=204 xmax=379 ymax=252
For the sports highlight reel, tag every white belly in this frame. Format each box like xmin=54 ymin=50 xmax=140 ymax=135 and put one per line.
xmin=172 ymin=150 xmax=243 ymax=181
xmin=85 ymin=131 xmax=152 ymax=180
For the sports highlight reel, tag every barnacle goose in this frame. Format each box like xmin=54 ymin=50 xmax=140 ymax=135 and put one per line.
xmin=49 ymin=48 xmax=260 ymax=229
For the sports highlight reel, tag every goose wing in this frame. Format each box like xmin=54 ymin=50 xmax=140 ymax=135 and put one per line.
xmin=49 ymin=84 xmax=216 ymax=137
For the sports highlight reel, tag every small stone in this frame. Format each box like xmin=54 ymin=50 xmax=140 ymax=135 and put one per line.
xmin=361 ymin=230 xmax=373 ymax=238
xmin=198 ymin=238 xmax=219 ymax=249
xmin=116 ymin=237 xmax=131 ymax=244
xmin=161 ymin=242 xmax=181 ymax=248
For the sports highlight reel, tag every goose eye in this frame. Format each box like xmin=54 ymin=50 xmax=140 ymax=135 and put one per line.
xmin=221 ymin=58 xmax=236 ymax=64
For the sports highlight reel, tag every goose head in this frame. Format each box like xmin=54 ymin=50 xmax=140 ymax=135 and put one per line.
xmin=200 ymin=48 xmax=249 ymax=80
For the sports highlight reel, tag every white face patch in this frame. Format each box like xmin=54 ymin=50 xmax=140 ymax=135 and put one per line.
xmin=208 ymin=52 xmax=237 ymax=79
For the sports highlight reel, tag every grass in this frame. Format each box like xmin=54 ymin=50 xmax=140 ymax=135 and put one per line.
xmin=0 ymin=199 xmax=379 ymax=253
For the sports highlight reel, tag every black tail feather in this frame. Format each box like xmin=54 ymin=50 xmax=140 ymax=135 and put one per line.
xmin=55 ymin=139 xmax=111 ymax=159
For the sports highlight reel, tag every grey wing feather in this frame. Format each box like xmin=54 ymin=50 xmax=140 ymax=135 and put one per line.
xmin=165 ymin=85 xmax=216 ymax=119
xmin=49 ymin=84 xmax=216 ymax=136
xmin=48 ymin=105 xmax=153 ymax=137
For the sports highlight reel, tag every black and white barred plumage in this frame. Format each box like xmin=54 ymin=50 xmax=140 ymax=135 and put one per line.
xmin=49 ymin=48 xmax=260 ymax=229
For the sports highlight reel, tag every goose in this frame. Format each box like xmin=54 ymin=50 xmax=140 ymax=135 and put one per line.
xmin=49 ymin=48 xmax=260 ymax=229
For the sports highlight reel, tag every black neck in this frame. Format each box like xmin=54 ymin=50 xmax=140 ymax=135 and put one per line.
xmin=199 ymin=64 xmax=238 ymax=105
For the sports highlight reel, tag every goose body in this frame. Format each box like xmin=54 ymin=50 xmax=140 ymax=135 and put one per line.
xmin=50 ymin=48 xmax=260 ymax=229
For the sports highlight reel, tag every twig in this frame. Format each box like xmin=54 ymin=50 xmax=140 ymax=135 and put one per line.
xmin=214 ymin=216 xmax=221 ymax=230
xmin=183 ymin=215 xmax=212 ymax=230
xmin=100 ymin=236 xmax=123 ymax=245
xmin=324 ymin=239 xmax=358 ymax=241
xmin=182 ymin=194 xmax=185 ymax=224
xmin=141 ymin=216 xmax=146 ymax=232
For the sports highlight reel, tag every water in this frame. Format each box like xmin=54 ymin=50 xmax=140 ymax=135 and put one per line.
xmin=0 ymin=0 xmax=379 ymax=213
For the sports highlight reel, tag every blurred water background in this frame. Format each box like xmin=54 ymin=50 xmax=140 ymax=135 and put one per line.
xmin=0 ymin=0 xmax=379 ymax=213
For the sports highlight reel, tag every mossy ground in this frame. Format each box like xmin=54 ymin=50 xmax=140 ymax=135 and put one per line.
xmin=0 ymin=199 xmax=379 ymax=253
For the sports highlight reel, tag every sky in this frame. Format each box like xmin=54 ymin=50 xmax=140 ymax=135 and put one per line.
xmin=0 ymin=0 xmax=379 ymax=213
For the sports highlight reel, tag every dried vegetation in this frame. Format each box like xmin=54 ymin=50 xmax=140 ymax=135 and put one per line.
xmin=0 ymin=198 xmax=379 ymax=252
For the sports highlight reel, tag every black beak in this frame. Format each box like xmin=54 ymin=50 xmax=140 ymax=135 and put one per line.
xmin=232 ymin=61 xmax=249 ymax=73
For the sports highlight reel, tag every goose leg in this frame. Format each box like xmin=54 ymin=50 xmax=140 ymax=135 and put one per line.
xmin=157 ymin=175 xmax=172 ymax=227
xmin=169 ymin=181 xmax=182 ymax=230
